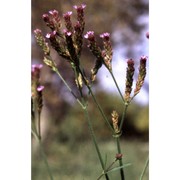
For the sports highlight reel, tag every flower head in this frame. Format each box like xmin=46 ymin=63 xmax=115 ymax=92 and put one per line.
xmin=42 ymin=14 xmax=50 ymax=23
xmin=46 ymin=31 xmax=57 ymax=40
xmin=37 ymin=85 xmax=44 ymax=92
xmin=63 ymin=11 xmax=72 ymax=19
xmin=100 ymin=32 xmax=110 ymax=41
xmin=84 ymin=31 xmax=95 ymax=41
xmin=73 ymin=4 xmax=86 ymax=11
xmin=49 ymin=9 xmax=59 ymax=17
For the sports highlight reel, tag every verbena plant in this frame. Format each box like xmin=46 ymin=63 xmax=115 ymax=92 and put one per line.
xmin=32 ymin=3 xmax=148 ymax=180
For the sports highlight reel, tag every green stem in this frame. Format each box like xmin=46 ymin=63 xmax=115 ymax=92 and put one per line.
xmin=86 ymin=86 xmax=114 ymax=133
xmin=139 ymin=156 xmax=149 ymax=180
xmin=82 ymin=101 xmax=110 ymax=180
xmin=97 ymin=158 xmax=117 ymax=180
xmin=31 ymin=130 xmax=54 ymax=180
xmin=109 ymin=70 xmax=125 ymax=103
xmin=75 ymin=65 xmax=115 ymax=133
xmin=116 ymin=138 xmax=125 ymax=180
xmin=119 ymin=104 xmax=128 ymax=131
xmin=38 ymin=139 xmax=54 ymax=180
xmin=54 ymin=69 xmax=85 ymax=109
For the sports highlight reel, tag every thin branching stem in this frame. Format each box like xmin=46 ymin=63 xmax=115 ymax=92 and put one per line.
xmin=139 ymin=156 xmax=149 ymax=180
xmin=116 ymin=138 xmax=125 ymax=180
xmin=38 ymin=139 xmax=54 ymax=180
xmin=119 ymin=104 xmax=128 ymax=131
xmin=82 ymin=99 xmax=110 ymax=180
xmin=108 ymin=70 xmax=125 ymax=103
xmin=87 ymin=87 xmax=114 ymax=133
xmin=32 ymin=127 xmax=54 ymax=180
xmin=77 ymin=66 xmax=114 ymax=133
xmin=54 ymin=69 xmax=85 ymax=109
xmin=97 ymin=158 xmax=117 ymax=180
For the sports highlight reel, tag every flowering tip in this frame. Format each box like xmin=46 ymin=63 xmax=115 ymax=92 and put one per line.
xmin=140 ymin=55 xmax=148 ymax=61
xmin=63 ymin=11 xmax=72 ymax=17
xmin=127 ymin=59 xmax=134 ymax=65
xmin=73 ymin=4 xmax=86 ymax=10
xmin=42 ymin=14 xmax=50 ymax=22
xmin=49 ymin=9 xmax=59 ymax=16
xmin=32 ymin=64 xmax=43 ymax=72
xmin=100 ymin=32 xmax=110 ymax=40
xmin=63 ymin=29 xmax=72 ymax=36
xmin=46 ymin=31 xmax=57 ymax=39
xmin=84 ymin=31 xmax=95 ymax=41
xmin=146 ymin=32 xmax=149 ymax=39
xmin=34 ymin=29 xmax=42 ymax=34
xmin=37 ymin=85 xmax=44 ymax=92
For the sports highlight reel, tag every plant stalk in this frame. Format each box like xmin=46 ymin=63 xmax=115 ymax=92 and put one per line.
xmin=109 ymin=70 xmax=125 ymax=103
xmin=139 ymin=156 xmax=149 ymax=180
xmin=119 ymin=104 xmax=128 ymax=131
xmin=38 ymin=139 xmax=54 ymax=180
xmin=55 ymin=69 xmax=85 ymax=109
xmin=82 ymin=101 xmax=110 ymax=180
xmin=116 ymin=138 xmax=125 ymax=180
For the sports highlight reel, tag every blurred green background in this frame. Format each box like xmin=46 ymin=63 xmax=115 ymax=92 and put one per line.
xmin=32 ymin=0 xmax=149 ymax=179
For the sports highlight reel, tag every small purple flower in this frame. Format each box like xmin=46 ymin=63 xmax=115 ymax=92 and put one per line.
xmin=63 ymin=11 xmax=72 ymax=19
xmin=46 ymin=31 xmax=57 ymax=39
xmin=32 ymin=64 xmax=43 ymax=72
xmin=42 ymin=14 xmax=50 ymax=22
xmin=63 ymin=29 xmax=72 ymax=37
xmin=100 ymin=32 xmax=110 ymax=41
xmin=140 ymin=55 xmax=148 ymax=62
xmin=73 ymin=4 xmax=86 ymax=10
xmin=34 ymin=29 xmax=42 ymax=35
xmin=49 ymin=9 xmax=59 ymax=17
xmin=37 ymin=85 xmax=44 ymax=92
xmin=84 ymin=31 xmax=95 ymax=41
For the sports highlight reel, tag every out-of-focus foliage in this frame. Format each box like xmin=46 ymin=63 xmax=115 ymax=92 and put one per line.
xmin=32 ymin=139 xmax=148 ymax=180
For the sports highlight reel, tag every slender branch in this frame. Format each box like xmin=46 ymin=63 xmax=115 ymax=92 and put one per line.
xmin=109 ymin=70 xmax=125 ymax=103
xmin=77 ymin=66 xmax=114 ymax=133
xmin=54 ymin=69 xmax=85 ymax=109
xmin=38 ymin=139 xmax=54 ymax=180
xmin=82 ymin=100 xmax=110 ymax=180
xmin=87 ymin=87 xmax=114 ymax=133
xmin=97 ymin=158 xmax=117 ymax=180
xmin=139 ymin=156 xmax=149 ymax=180
xmin=119 ymin=104 xmax=128 ymax=131
xmin=116 ymin=138 xmax=125 ymax=180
